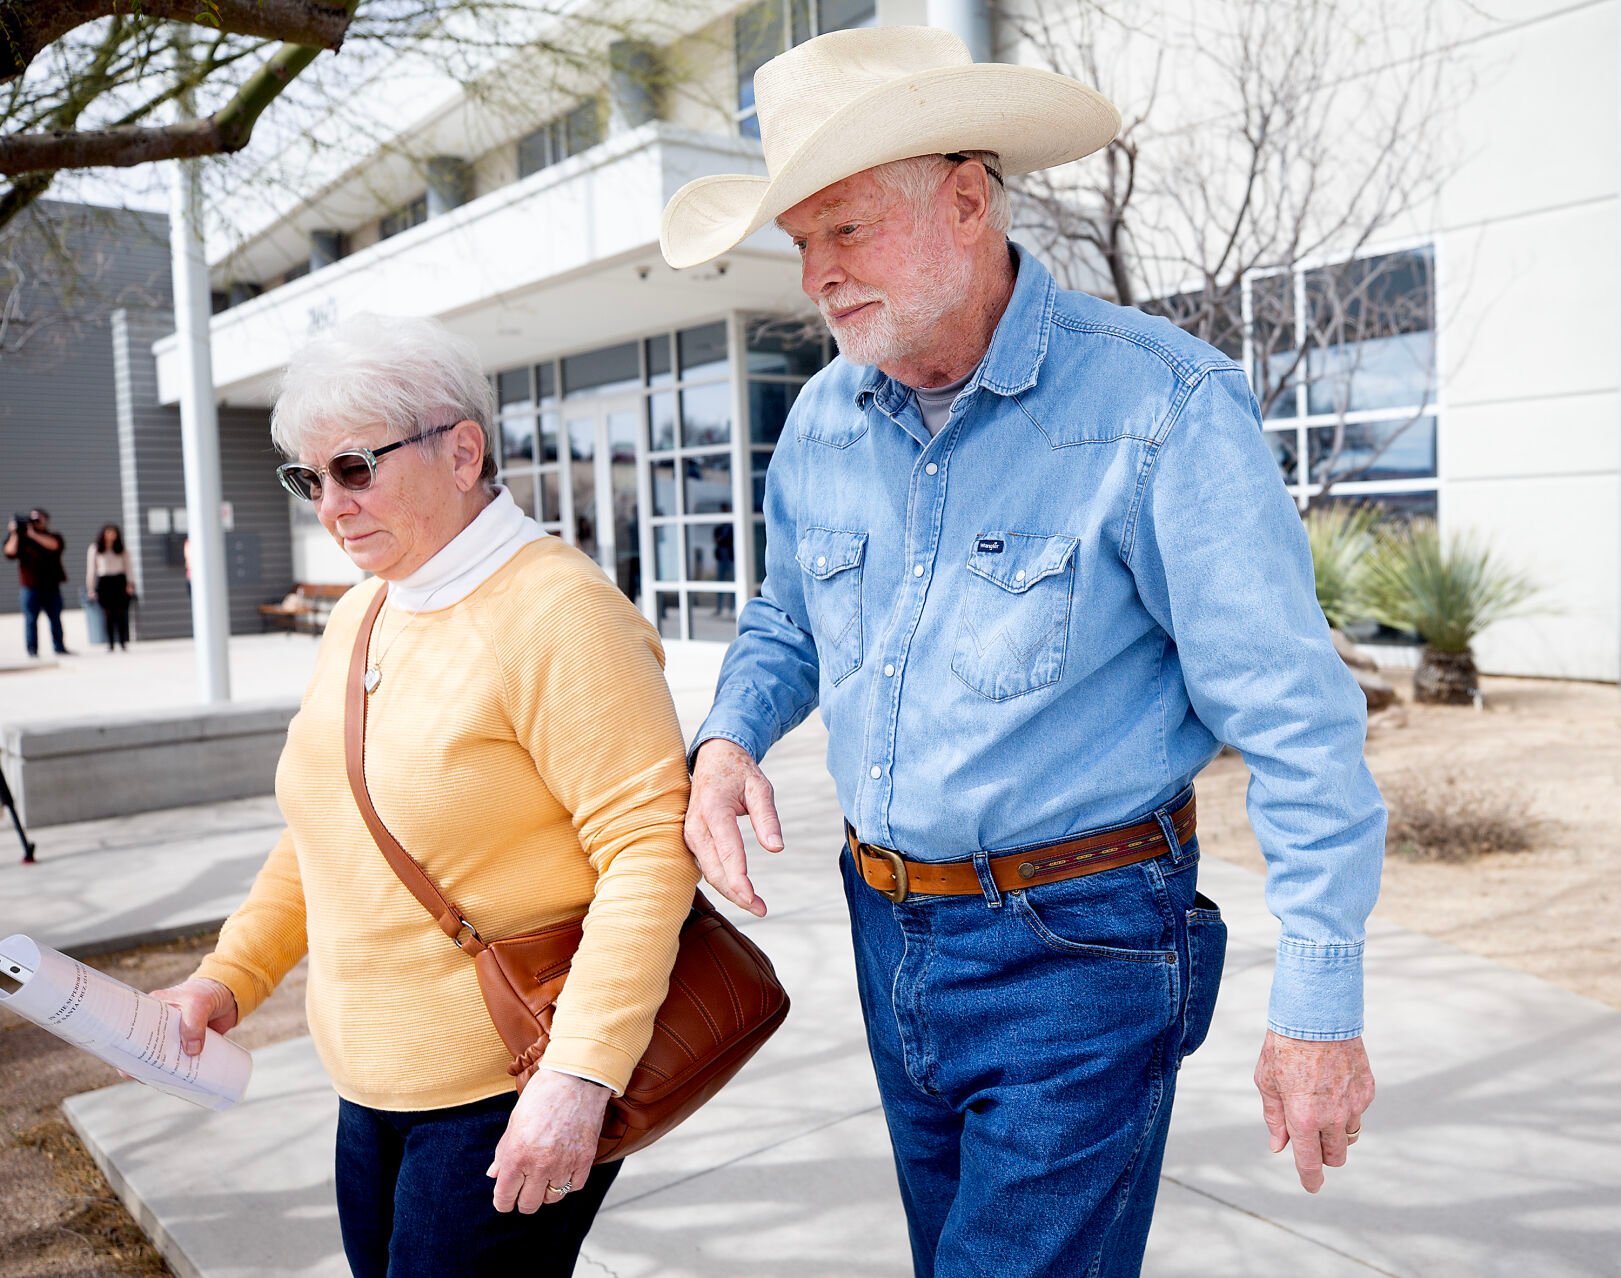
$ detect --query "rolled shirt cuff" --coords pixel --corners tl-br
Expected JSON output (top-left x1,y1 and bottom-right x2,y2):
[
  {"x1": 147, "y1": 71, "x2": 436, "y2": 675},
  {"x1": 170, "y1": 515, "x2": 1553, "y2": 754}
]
[{"x1": 1266, "y1": 936, "x2": 1365, "y2": 1041}]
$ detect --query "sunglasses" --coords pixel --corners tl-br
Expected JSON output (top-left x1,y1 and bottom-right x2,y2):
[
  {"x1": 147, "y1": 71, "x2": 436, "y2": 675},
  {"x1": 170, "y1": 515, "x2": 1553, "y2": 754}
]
[{"x1": 276, "y1": 424, "x2": 456, "y2": 501}]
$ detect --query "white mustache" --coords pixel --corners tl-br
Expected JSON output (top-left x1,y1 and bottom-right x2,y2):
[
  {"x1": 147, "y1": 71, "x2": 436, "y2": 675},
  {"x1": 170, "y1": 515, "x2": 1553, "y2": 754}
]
[{"x1": 819, "y1": 291, "x2": 885, "y2": 322}]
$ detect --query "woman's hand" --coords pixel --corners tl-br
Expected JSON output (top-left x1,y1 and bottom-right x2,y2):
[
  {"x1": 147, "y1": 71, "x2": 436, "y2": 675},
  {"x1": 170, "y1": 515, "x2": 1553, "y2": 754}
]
[
  {"x1": 148, "y1": 978, "x2": 238, "y2": 1055},
  {"x1": 487, "y1": 1070, "x2": 610, "y2": 1214}
]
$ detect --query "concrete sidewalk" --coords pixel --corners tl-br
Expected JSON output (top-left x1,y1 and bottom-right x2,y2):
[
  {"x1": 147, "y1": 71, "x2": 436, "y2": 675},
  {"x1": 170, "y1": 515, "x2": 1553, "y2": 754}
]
[{"x1": 3, "y1": 629, "x2": 1617, "y2": 1276}]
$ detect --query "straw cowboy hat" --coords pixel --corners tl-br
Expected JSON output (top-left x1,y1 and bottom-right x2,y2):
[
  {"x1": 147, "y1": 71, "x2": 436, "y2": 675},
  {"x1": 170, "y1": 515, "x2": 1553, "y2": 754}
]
[{"x1": 659, "y1": 25, "x2": 1120, "y2": 270}]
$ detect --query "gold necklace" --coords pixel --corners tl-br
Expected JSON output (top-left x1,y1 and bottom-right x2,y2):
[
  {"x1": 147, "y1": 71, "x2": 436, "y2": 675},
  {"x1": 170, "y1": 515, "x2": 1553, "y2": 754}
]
[{"x1": 365, "y1": 581, "x2": 452, "y2": 695}]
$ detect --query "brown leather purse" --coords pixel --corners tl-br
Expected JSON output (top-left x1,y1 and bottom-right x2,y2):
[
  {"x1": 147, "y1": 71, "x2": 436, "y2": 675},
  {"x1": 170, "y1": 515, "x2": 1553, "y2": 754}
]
[{"x1": 344, "y1": 587, "x2": 789, "y2": 1162}]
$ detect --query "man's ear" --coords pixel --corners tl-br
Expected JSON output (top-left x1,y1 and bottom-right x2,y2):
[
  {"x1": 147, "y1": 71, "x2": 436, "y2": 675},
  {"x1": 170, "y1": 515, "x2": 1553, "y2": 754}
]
[
  {"x1": 449, "y1": 419, "x2": 486, "y2": 491},
  {"x1": 950, "y1": 161, "x2": 993, "y2": 244}
]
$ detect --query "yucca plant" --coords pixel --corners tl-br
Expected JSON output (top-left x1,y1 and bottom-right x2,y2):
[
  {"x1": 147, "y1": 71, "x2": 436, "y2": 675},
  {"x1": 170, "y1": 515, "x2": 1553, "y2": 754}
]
[
  {"x1": 1303, "y1": 503, "x2": 1379, "y2": 629},
  {"x1": 1357, "y1": 520, "x2": 1541, "y2": 704}
]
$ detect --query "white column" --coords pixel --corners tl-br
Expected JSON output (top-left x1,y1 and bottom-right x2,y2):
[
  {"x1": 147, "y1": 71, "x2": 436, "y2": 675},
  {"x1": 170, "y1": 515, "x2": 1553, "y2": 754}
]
[
  {"x1": 926, "y1": 0, "x2": 992, "y2": 62},
  {"x1": 169, "y1": 154, "x2": 232, "y2": 703}
]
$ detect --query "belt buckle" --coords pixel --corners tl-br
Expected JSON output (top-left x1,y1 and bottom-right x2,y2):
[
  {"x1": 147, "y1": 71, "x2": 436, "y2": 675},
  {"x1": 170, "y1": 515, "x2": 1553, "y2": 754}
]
[{"x1": 865, "y1": 845, "x2": 909, "y2": 904}]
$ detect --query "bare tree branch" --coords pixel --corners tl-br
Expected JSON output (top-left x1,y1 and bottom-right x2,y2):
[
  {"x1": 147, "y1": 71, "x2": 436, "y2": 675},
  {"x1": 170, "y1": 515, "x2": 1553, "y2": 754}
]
[{"x1": 0, "y1": 0, "x2": 352, "y2": 82}]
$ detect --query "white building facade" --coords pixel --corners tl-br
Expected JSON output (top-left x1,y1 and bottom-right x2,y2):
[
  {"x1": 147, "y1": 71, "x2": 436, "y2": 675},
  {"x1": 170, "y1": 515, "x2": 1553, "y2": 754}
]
[{"x1": 156, "y1": 0, "x2": 1618, "y2": 678}]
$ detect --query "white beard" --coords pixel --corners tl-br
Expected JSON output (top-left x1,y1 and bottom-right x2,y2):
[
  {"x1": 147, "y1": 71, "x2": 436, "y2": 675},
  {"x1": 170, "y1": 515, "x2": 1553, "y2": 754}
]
[{"x1": 819, "y1": 231, "x2": 975, "y2": 369}]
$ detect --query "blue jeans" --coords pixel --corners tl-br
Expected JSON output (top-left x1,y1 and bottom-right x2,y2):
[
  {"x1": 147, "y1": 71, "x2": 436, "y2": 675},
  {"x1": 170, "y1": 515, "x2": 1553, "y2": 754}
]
[
  {"x1": 335, "y1": 1092, "x2": 621, "y2": 1277},
  {"x1": 19, "y1": 586, "x2": 65, "y2": 656},
  {"x1": 840, "y1": 810, "x2": 1225, "y2": 1278}
]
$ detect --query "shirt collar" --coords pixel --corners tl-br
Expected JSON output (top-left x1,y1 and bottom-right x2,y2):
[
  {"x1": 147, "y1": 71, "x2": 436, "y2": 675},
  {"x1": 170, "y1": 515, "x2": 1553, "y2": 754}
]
[
  {"x1": 852, "y1": 241, "x2": 1058, "y2": 410},
  {"x1": 389, "y1": 486, "x2": 546, "y2": 612}
]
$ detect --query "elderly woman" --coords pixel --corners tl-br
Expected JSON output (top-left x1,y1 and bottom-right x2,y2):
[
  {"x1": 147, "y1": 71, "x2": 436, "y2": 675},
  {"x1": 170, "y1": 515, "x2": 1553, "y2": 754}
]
[{"x1": 154, "y1": 313, "x2": 698, "y2": 1275}]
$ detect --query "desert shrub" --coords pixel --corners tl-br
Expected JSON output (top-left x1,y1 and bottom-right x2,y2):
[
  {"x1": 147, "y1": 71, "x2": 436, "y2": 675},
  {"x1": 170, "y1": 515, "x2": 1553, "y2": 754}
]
[
  {"x1": 1303, "y1": 503, "x2": 1379, "y2": 629},
  {"x1": 1383, "y1": 773, "x2": 1536, "y2": 861}
]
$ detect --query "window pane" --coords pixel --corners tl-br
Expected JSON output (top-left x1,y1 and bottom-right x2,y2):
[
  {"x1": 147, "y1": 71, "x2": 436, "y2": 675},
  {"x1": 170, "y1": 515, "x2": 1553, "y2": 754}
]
[
  {"x1": 818, "y1": 0, "x2": 876, "y2": 30},
  {"x1": 564, "y1": 100, "x2": 601, "y2": 156},
  {"x1": 562, "y1": 342, "x2": 639, "y2": 397},
  {"x1": 1250, "y1": 273, "x2": 1297, "y2": 419},
  {"x1": 501, "y1": 414, "x2": 535, "y2": 462},
  {"x1": 735, "y1": 1, "x2": 784, "y2": 113},
  {"x1": 679, "y1": 321, "x2": 729, "y2": 381},
  {"x1": 537, "y1": 363, "x2": 557, "y2": 403},
  {"x1": 505, "y1": 471, "x2": 536, "y2": 518},
  {"x1": 646, "y1": 334, "x2": 673, "y2": 387},
  {"x1": 747, "y1": 317, "x2": 825, "y2": 375},
  {"x1": 650, "y1": 392, "x2": 677, "y2": 451},
  {"x1": 791, "y1": 0, "x2": 813, "y2": 43},
  {"x1": 654, "y1": 525, "x2": 680, "y2": 581},
  {"x1": 540, "y1": 470, "x2": 560, "y2": 524},
  {"x1": 684, "y1": 455, "x2": 733, "y2": 515},
  {"x1": 655, "y1": 590, "x2": 682, "y2": 640},
  {"x1": 751, "y1": 448, "x2": 771, "y2": 511},
  {"x1": 681, "y1": 381, "x2": 733, "y2": 446},
  {"x1": 1319, "y1": 490, "x2": 1437, "y2": 525},
  {"x1": 652, "y1": 459, "x2": 677, "y2": 516},
  {"x1": 1264, "y1": 428, "x2": 1297, "y2": 484},
  {"x1": 688, "y1": 522, "x2": 733, "y2": 581},
  {"x1": 1139, "y1": 284, "x2": 1242, "y2": 360},
  {"x1": 539, "y1": 410, "x2": 560, "y2": 463},
  {"x1": 498, "y1": 369, "x2": 531, "y2": 407},
  {"x1": 752, "y1": 520, "x2": 768, "y2": 589},
  {"x1": 1307, "y1": 416, "x2": 1436, "y2": 484},
  {"x1": 748, "y1": 379, "x2": 796, "y2": 445},
  {"x1": 1306, "y1": 331, "x2": 1436, "y2": 416},
  {"x1": 517, "y1": 127, "x2": 553, "y2": 178}
]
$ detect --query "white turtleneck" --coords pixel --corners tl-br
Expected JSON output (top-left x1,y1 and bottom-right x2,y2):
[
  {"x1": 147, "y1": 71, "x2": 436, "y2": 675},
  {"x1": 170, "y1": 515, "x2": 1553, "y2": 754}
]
[{"x1": 388, "y1": 486, "x2": 546, "y2": 613}]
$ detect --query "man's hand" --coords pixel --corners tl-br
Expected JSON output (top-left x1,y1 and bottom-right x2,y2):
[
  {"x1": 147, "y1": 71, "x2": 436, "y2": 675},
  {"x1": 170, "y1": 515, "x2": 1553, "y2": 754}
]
[
  {"x1": 487, "y1": 1071, "x2": 610, "y2": 1213},
  {"x1": 684, "y1": 739, "x2": 785, "y2": 918},
  {"x1": 1254, "y1": 1030, "x2": 1374, "y2": 1193}
]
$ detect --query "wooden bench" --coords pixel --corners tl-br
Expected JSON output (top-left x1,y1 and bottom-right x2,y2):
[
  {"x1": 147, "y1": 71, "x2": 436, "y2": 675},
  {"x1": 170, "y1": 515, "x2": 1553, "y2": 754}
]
[{"x1": 258, "y1": 582, "x2": 351, "y2": 635}]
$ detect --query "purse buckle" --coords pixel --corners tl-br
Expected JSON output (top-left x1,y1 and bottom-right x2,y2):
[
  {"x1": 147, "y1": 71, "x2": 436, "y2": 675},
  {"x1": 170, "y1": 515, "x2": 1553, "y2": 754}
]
[{"x1": 453, "y1": 916, "x2": 481, "y2": 949}]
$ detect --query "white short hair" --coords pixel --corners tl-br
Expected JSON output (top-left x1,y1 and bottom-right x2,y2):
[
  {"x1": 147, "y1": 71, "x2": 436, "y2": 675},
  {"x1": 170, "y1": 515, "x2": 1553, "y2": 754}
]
[
  {"x1": 271, "y1": 313, "x2": 498, "y2": 485},
  {"x1": 870, "y1": 151, "x2": 1009, "y2": 233}
]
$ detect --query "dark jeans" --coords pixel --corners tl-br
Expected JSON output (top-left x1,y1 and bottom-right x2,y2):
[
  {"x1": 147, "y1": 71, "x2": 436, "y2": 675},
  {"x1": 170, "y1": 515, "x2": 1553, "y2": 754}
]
[
  {"x1": 335, "y1": 1092, "x2": 620, "y2": 1278},
  {"x1": 96, "y1": 574, "x2": 131, "y2": 648},
  {"x1": 19, "y1": 586, "x2": 65, "y2": 656},
  {"x1": 841, "y1": 808, "x2": 1226, "y2": 1278}
]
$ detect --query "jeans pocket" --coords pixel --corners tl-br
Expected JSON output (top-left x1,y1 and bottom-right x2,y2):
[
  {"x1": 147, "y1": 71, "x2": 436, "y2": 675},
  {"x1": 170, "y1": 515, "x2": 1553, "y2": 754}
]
[
  {"x1": 1009, "y1": 866, "x2": 1177, "y2": 964},
  {"x1": 796, "y1": 527, "x2": 865, "y2": 685},
  {"x1": 1179, "y1": 893, "x2": 1227, "y2": 1063},
  {"x1": 950, "y1": 531, "x2": 1077, "y2": 701}
]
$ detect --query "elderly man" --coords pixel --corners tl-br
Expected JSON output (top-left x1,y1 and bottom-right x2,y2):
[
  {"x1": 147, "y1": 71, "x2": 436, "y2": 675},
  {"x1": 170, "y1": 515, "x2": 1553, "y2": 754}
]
[{"x1": 662, "y1": 27, "x2": 1380, "y2": 1276}]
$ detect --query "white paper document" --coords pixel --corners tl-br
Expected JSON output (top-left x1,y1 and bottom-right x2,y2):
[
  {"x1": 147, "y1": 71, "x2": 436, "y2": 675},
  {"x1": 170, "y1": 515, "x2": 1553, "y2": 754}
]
[{"x1": 0, "y1": 933, "x2": 251, "y2": 1111}]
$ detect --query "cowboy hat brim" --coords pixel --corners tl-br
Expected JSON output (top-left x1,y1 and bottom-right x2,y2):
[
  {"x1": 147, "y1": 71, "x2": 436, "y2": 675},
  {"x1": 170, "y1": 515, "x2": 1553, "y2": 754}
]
[{"x1": 660, "y1": 63, "x2": 1120, "y2": 269}]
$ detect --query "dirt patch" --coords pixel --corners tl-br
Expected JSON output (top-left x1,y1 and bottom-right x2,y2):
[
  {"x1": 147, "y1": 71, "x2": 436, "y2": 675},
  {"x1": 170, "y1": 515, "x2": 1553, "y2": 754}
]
[
  {"x1": 0, "y1": 933, "x2": 309, "y2": 1278},
  {"x1": 1196, "y1": 671, "x2": 1621, "y2": 1007}
]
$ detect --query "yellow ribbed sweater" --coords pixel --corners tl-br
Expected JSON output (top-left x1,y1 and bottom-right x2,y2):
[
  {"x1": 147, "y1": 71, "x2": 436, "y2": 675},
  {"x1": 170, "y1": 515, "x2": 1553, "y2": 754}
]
[{"x1": 194, "y1": 538, "x2": 698, "y2": 1110}]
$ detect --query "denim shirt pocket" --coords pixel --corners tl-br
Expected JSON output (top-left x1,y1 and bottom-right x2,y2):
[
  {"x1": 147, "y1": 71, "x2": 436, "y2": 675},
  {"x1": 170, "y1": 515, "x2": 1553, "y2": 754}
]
[
  {"x1": 796, "y1": 527, "x2": 866, "y2": 686},
  {"x1": 951, "y1": 531, "x2": 1078, "y2": 700}
]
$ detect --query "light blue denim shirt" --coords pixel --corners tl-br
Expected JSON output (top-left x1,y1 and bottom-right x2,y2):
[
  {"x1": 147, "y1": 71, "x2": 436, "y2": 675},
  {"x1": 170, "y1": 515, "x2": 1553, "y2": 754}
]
[{"x1": 696, "y1": 245, "x2": 1385, "y2": 1040}]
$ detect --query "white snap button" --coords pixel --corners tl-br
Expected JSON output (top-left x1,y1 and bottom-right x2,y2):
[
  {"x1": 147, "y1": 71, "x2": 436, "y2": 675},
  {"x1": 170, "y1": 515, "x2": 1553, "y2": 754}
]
[
  {"x1": 925, "y1": 463, "x2": 938, "y2": 475},
  {"x1": 870, "y1": 765, "x2": 882, "y2": 779},
  {"x1": 883, "y1": 663, "x2": 895, "y2": 677},
  {"x1": 816, "y1": 555, "x2": 827, "y2": 568},
  {"x1": 913, "y1": 564, "x2": 924, "y2": 577},
  {"x1": 1015, "y1": 569, "x2": 1026, "y2": 582}
]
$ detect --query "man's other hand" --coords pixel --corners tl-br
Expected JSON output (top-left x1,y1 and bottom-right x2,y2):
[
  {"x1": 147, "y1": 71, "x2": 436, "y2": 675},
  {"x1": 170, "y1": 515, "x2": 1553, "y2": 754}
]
[
  {"x1": 1254, "y1": 1030, "x2": 1375, "y2": 1193},
  {"x1": 685, "y1": 739, "x2": 784, "y2": 918}
]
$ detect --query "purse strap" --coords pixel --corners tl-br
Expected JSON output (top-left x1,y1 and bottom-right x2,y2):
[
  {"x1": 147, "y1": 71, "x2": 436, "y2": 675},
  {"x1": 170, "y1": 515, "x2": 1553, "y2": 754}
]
[{"x1": 344, "y1": 584, "x2": 489, "y2": 956}]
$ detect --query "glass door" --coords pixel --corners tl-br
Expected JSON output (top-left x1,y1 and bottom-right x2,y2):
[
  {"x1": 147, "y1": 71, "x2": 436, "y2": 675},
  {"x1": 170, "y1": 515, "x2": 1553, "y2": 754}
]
[{"x1": 562, "y1": 397, "x2": 643, "y2": 611}]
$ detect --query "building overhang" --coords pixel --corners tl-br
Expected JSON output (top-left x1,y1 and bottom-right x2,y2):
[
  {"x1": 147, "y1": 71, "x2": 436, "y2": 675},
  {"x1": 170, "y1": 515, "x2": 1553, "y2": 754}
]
[{"x1": 153, "y1": 123, "x2": 810, "y2": 409}]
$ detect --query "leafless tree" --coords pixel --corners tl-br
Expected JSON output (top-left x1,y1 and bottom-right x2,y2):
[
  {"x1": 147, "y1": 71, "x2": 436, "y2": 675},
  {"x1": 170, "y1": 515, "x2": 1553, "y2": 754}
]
[{"x1": 1002, "y1": 0, "x2": 1478, "y2": 502}]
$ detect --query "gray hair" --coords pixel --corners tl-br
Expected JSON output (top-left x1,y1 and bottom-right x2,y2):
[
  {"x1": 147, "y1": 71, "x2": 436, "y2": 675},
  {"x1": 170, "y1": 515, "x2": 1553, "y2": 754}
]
[
  {"x1": 271, "y1": 313, "x2": 498, "y2": 486},
  {"x1": 871, "y1": 151, "x2": 1010, "y2": 233}
]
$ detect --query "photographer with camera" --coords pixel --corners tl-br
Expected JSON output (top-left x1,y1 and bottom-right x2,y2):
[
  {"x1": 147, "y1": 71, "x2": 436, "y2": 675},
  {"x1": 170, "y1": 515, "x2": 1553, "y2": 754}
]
[{"x1": 4, "y1": 508, "x2": 71, "y2": 658}]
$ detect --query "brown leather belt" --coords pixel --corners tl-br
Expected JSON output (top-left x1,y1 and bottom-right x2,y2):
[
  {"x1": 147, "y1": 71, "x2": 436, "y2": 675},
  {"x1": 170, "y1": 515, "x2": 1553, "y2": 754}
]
[{"x1": 847, "y1": 792, "x2": 1195, "y2": 904}]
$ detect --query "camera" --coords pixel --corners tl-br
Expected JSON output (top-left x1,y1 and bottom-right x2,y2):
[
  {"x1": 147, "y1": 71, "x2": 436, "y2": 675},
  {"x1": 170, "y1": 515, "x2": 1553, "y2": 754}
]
[{"x1": 12, "y1": 513, "x2": 30, "y2": 529}]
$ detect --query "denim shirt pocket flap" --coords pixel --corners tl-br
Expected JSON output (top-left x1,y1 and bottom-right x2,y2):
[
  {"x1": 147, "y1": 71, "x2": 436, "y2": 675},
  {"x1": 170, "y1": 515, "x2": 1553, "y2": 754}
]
[
  {"x1": 797, "y1": 528, "x2": 866, "y2": 580},
  {"x1": 964, "y1": 532, "x2": 1077, "y2": 593}
]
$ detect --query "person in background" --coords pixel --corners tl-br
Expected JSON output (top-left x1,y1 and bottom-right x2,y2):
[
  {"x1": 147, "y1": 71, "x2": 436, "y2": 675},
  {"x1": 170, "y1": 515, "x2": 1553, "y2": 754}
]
[
  {"x1": 3, "y1": 508, "x2": 70, "y2": 658},
  {"x1": 87, "y1": 523, "x2": 136, "y2": 651}
]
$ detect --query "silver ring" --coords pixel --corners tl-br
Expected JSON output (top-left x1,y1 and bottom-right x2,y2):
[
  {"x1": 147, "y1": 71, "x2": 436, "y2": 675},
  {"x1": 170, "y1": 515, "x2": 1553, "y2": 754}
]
[{"x1": 550, "y1": 1181, "x2": 573, "y2": 1196}]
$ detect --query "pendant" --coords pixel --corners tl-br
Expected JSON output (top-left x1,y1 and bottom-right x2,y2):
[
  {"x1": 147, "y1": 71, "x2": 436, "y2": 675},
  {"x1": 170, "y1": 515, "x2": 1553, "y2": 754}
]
[{"x1": 364, "y1": 667, "x2": 382, "y2": 695}]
